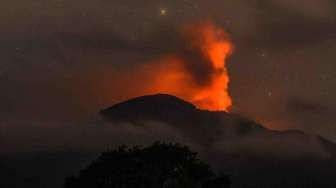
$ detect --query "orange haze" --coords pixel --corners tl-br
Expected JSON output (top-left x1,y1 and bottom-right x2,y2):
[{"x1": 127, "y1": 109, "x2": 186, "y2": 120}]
[{"x1": 111, "y1": 22, "x2": 233, "y2": 111}]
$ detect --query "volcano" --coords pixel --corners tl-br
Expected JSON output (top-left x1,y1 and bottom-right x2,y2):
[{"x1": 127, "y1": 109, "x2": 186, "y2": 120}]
[
  {"x1": 100, "y1": 94, "x2": 264, "y2": 131},
  {"x1": 101, "y1": 94, "x2": 336, "y2": 187},
  {"x1": 101, "y1": 94, "x2": 265, "y2": 145},
  {"x1": 101, "y1": 94, "x2": 336, "y2": 159}
]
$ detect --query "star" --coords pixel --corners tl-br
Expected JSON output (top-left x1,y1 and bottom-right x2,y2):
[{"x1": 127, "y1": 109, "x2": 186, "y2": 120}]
[{"x1": 159, "y1": 8, "x2": 167, "y2": 16}]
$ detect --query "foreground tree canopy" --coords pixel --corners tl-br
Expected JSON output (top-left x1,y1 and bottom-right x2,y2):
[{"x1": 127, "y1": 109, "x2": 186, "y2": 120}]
[{"x1": 65, "y1": 142, "x2": 230, "y2": 188}]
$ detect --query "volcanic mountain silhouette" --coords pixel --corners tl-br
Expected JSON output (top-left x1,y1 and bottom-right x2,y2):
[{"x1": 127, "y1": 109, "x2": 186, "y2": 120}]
[
  {"x1": 101, "y1": 94, "x2": 269, "y2": 145},
  {"x1": 101, "y1": 94, "x2": 336, "y2": 159}
]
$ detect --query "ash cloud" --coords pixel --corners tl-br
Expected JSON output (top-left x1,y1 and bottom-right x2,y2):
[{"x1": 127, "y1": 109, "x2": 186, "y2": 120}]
[
  {"x1": 0, "y1": 21, "x2": 234, "y2": 121},
  {"x1": 56, "y1": 22, "x2": 231, "y2": 87}
]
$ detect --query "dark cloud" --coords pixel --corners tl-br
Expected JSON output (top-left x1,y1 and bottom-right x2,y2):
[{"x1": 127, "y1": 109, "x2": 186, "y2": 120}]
[
  {"x1": 235, "y1": 0, "x2": 336, "y2": 48},
  {"x1": 287, "y1": 97, "x2": 329, "y2": 114},
  {"x1": 282, "y1": 97, "x2": 336, "y2": 137}
]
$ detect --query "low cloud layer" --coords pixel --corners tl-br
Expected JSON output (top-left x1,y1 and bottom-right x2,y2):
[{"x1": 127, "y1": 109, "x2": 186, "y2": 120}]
[{"x1": 1, "y1": 115, "x2": 332, "y2": 162}]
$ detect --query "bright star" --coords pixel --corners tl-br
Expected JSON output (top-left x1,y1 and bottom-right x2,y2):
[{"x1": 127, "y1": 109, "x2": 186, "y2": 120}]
[{"x1": 160, "y1": 8, "x2": 167, "y2": 16}]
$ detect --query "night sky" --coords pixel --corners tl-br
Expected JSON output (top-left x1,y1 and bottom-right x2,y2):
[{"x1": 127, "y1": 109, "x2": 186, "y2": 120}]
[{"x1": 1, "y1": 0, "x2": 336, "y2": 152}]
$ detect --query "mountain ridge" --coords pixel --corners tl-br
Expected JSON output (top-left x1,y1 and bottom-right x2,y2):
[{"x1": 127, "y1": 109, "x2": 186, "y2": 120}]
[{"x1": 101, "y1": 93, "x2": 336, "y2": 159}]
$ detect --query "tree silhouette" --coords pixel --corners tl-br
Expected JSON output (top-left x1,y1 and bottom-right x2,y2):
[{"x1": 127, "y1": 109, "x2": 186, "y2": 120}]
[{"x1": 65, "y1": 142, "x2": 230, "y2": 188}]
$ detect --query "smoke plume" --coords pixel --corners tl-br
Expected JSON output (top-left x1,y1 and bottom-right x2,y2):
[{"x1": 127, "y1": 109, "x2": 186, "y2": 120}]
[{"x1": 113, "y1": 22, "x2": 234, "y2": 111}]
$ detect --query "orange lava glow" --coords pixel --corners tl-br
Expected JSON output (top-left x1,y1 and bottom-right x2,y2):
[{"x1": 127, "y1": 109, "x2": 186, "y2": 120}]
[
  {"x1": 149, "y1": 22, "x2": 234, "y2": 111},
  {"x1": 184, "y1": 22, "x2": 233, "y2": 111},
  {"x1": 108, "y1": 22, "x2": 234, "y2": 112}
]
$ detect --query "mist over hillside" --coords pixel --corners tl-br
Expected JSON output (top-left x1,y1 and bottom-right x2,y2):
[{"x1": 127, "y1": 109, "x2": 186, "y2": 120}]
[{"x1": 2, "y1": 94, "x2": 336, "y2": 188}]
